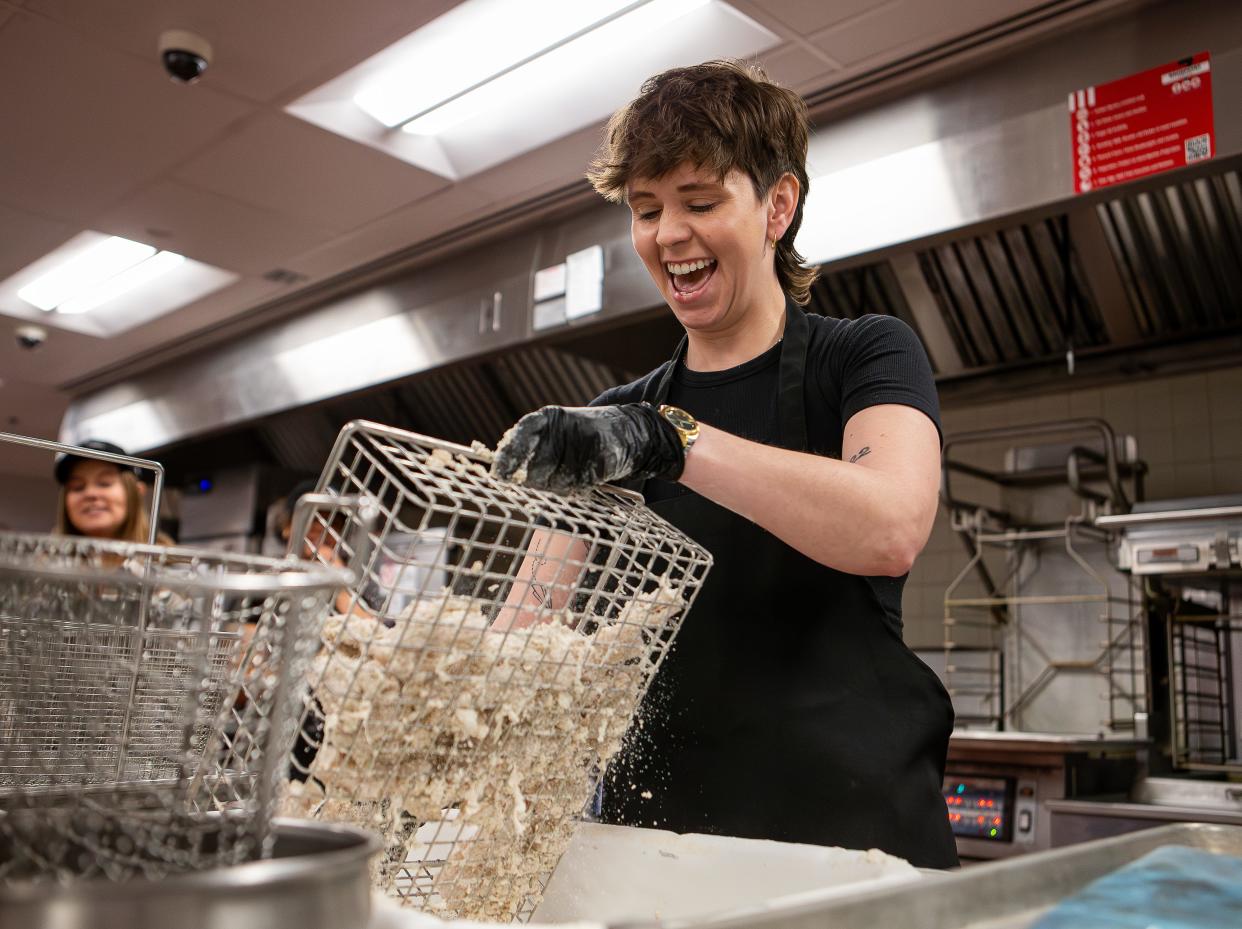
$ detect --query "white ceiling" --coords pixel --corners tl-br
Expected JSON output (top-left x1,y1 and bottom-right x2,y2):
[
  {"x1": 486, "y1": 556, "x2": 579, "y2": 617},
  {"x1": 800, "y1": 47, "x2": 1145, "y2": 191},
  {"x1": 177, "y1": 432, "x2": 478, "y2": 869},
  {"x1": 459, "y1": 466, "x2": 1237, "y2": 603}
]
[{"x1": 0, "y1": 0, "x2": 1060, "y2": 452}]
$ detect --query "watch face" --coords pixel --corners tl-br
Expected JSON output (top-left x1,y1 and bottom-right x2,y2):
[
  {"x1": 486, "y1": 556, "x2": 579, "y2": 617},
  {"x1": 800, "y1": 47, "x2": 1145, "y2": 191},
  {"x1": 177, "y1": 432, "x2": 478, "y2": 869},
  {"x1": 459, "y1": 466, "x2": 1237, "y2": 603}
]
[{"x1": 660, "y1": 406, "x2": 696, "y2": 431}]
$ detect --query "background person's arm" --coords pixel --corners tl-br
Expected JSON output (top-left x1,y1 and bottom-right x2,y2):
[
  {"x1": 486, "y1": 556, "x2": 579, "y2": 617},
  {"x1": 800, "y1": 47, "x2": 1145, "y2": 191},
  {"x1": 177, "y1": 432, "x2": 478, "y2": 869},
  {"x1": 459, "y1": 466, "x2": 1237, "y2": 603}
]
[{"x1": 493, "y1": 528, "x2": 590, "y2": 630}]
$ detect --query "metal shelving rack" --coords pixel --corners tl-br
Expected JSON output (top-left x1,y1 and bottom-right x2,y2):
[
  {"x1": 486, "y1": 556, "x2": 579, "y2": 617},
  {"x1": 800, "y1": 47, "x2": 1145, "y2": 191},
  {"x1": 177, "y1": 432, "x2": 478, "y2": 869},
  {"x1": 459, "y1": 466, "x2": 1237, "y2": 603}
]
[
  {"x1": 941, "y1": 419, "x2": 1149, "y2": 734},
  {"x1": 1096, "y1": 501, "x2": 1242, "y2": 775},
  {"x1": 1164, "y1": 584, "x2": 1241, "y2": 773}
]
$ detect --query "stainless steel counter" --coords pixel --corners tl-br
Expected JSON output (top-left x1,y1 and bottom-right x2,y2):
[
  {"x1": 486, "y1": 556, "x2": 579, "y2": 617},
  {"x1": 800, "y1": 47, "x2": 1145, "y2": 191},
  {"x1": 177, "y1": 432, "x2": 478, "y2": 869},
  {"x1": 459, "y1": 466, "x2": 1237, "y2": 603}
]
[
  {"x1": 1048, "y1": 777, "x2": 1242, "y2": 846},
  {"x1": 949, "y1": 730, "x2": 1148, "y2": 756}
]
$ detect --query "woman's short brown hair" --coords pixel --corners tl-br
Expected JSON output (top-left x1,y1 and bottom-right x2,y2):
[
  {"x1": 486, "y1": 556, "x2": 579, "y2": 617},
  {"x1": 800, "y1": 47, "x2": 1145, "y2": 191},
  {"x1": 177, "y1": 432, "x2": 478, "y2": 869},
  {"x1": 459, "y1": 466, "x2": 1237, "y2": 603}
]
[{"x1": 587, "y1": 59, "x2": 818, "y2": 304}]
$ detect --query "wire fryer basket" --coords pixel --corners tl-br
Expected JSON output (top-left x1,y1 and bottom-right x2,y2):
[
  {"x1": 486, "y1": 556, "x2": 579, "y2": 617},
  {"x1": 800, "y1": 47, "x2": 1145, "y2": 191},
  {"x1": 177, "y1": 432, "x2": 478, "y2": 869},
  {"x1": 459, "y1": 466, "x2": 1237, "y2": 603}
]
[
  {"x1": 0, "y1": 532, "x2": 348, "y2": 883},
  {"x1": 280, "y1": 421, "x2": 713, "y2": 921}
]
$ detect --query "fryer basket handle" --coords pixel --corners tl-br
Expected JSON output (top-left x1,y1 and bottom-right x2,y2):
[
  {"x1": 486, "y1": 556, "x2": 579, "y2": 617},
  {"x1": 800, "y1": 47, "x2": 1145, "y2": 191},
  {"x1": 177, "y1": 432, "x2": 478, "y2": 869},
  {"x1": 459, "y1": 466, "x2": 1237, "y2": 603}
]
[{"x1": 288, "y1": 492, "x2": 380, "y2": 583}]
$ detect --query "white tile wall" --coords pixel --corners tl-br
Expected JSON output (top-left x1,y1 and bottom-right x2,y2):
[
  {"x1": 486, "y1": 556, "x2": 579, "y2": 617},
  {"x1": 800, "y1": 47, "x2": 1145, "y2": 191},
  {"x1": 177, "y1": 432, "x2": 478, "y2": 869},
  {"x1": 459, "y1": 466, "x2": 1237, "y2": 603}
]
[{"x1": 903, "y1": 364, "x2": 1242, "y2": 648}]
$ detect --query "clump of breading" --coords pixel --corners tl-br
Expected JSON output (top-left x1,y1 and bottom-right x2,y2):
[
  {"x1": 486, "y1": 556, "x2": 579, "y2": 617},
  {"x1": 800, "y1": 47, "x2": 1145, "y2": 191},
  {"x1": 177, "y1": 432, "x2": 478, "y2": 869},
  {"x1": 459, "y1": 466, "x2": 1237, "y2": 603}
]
[{"x1": 281, "y1": 579, "x2": 685, "y2": 921}]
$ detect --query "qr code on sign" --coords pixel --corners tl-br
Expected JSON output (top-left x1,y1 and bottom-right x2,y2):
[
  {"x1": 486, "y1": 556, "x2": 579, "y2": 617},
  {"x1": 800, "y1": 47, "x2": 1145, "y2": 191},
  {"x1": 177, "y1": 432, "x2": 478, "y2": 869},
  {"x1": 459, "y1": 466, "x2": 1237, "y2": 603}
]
[{"x1": 1185, "y1": 134, "x2": 1211, "y2": 163}]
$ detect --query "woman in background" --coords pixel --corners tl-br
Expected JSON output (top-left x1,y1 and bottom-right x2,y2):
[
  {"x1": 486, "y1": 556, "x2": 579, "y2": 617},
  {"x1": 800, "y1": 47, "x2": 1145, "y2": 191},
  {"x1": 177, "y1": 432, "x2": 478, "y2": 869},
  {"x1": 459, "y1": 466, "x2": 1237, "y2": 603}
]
[{"x1": 53, "y1": 439, "x2": 170, "y2": 544}]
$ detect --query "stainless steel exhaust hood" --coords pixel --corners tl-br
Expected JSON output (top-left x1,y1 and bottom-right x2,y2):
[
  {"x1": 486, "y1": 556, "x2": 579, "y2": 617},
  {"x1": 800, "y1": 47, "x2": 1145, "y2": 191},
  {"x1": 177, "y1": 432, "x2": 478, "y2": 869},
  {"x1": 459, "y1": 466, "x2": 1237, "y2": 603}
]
[
  {"x1": 62, "y1": 0, "x2": 1242, "y2": 459},
  {"x1": 813, "y1": 164, "x2": 1242, "y2": 378}
]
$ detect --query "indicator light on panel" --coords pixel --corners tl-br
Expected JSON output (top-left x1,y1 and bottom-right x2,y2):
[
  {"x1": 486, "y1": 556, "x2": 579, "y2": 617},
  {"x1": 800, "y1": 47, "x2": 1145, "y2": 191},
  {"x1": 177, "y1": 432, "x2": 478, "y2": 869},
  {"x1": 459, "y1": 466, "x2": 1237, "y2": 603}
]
[{"x1": 990, "y1": 828, "x2": 998, "y2": 837}]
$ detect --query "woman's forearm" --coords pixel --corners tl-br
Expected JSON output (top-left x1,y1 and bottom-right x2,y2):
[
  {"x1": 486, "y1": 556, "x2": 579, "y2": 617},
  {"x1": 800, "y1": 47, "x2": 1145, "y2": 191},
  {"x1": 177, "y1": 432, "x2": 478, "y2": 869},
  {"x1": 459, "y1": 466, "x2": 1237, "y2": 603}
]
[{"x1": 678, "y1": 423, "x2": 933, "y2": 576}]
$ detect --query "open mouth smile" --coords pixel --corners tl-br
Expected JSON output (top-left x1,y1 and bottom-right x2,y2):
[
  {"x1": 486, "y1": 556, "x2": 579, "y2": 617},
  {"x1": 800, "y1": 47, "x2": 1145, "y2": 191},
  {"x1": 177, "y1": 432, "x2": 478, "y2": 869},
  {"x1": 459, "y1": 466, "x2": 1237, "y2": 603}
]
[{"x1": 665, "y1": 257, "x2": 716, "y2": 302}]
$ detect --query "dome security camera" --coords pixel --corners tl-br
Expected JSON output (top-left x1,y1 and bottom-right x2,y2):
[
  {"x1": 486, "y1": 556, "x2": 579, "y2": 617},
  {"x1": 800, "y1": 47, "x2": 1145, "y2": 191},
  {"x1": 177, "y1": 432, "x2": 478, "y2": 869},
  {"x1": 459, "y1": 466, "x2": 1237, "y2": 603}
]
[
  {"x1": 159, "y1": 29, "x2": 212, "y2": 84},
  {"x1": 15, "y1": 325, "x2": 47, "y2": 350}
]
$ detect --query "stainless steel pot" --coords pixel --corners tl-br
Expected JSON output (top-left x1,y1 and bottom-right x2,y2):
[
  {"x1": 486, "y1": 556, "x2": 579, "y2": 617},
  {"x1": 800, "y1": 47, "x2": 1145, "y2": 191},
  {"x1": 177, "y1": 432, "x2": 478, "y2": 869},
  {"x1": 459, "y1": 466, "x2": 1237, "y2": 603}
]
[{"x1": 0, "y1": 819, "x2": 380, "y2": 929}]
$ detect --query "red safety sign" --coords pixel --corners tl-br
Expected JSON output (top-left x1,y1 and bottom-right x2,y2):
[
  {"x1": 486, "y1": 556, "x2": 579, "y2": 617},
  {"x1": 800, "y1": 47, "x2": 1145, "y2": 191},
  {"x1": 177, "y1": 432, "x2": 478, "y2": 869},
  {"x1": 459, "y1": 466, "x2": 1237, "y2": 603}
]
[{"x1": 1068, "y1": 52, "x2": 1214, "y2": 194}]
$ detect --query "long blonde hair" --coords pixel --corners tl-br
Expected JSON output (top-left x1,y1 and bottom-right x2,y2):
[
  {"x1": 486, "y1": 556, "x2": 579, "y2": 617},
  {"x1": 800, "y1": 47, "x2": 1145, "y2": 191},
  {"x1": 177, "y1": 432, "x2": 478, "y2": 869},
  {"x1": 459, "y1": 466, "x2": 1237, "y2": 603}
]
[{"x1": 55, "y1": 468, "x2": 155, "y2": 544}]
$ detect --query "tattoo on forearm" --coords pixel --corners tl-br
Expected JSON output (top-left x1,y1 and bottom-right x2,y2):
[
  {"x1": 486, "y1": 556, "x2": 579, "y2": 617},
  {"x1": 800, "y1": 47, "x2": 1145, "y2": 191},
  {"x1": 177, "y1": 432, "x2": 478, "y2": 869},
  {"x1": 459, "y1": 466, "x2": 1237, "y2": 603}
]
[
  {"x1": 529, "y1": 554, "x2": 549, "y2": 605},
  {"x1": 849, "y1": 446, "x2": 872, "y2": 464}
]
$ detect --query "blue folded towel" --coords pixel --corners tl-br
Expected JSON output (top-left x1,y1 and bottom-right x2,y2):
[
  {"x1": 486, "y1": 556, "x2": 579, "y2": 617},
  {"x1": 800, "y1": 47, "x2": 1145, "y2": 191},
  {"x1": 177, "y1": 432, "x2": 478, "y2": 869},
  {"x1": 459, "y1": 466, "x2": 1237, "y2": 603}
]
[{"x1": 1031, "y1": 844, "x2": 1242, "y2": 928}]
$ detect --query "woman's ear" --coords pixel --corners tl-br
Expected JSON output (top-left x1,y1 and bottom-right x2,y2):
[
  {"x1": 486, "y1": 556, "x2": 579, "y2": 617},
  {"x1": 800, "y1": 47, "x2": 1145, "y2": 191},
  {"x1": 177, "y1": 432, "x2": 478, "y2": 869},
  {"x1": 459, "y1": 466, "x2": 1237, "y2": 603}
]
[{"x1": 768, "y1": 172, "x2": 800, "y2": 242}]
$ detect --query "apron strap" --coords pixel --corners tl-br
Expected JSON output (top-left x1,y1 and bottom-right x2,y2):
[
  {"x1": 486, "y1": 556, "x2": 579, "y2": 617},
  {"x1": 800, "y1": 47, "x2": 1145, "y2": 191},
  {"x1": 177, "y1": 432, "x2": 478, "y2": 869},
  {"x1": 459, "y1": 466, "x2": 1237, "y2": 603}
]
[
  {"x1": 639, "y1": 297, "x2": 812, "y2": 495},
  {"x1": 642, "y1": 335, "x2": 687, "y2": 407},
  {"x1": 777, "y1": 298, "x2": 810, "y2": 452}
]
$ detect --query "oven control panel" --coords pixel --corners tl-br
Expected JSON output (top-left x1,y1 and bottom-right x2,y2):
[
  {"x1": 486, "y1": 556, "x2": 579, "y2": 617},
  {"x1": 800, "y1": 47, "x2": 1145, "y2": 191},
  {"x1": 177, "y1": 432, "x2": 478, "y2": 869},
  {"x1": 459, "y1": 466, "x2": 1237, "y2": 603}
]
[
  {"x1": 944, "y1": 775, "x2": 1039, "y2": 845},
  {"x1": 944, "y1": 775, "x2": 1012, "y2": 841}
]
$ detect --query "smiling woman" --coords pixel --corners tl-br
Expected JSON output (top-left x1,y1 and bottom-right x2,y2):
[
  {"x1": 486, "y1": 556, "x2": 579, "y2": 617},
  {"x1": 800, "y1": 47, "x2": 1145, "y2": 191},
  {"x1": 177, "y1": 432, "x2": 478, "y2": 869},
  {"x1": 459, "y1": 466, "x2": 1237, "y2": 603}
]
[
  {"x1": 491, "y1": 60, "x2": 955, "y2": 869},
  {"x1": 53, "y1": 440, "x2": 169, "y2": 545}
]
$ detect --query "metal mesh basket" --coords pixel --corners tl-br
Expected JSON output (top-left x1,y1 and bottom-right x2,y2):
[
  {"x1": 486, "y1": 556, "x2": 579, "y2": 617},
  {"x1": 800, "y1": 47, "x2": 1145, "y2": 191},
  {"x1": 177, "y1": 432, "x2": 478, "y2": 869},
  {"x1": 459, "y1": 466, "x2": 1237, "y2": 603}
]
[
  {"x1": 0, "y1": 532, "x2": 348, "y2": 883},
  {"x1": 280, "y1": 421, "x2": 713, "y2": 921}
]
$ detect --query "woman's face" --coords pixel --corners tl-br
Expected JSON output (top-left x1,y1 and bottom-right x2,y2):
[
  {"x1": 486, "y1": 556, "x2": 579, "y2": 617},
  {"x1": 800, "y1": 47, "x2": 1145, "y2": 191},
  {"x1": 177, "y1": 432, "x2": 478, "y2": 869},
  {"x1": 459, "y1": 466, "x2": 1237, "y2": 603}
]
[
  {"x1": 627, "y1": 162, "x2": 792, "y2": 335},
  {"x1": 64, "y1": 461, "x2": 129, "y2": 538}
]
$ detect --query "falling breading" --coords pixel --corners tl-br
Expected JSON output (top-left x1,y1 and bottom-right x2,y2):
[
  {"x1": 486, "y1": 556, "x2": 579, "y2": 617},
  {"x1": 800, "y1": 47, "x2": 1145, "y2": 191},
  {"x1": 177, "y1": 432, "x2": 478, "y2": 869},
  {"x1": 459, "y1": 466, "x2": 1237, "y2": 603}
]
[{"x1": 282, "y1": 580, "x2": 686, "y2": 921}]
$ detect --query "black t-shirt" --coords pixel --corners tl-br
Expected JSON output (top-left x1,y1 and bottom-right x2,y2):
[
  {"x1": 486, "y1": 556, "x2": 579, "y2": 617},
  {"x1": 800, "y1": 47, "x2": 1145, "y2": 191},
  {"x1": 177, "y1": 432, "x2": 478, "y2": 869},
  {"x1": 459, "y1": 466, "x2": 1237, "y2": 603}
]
[{"x1": 591, "y1": 311, "x2": 942, "y2": 631}]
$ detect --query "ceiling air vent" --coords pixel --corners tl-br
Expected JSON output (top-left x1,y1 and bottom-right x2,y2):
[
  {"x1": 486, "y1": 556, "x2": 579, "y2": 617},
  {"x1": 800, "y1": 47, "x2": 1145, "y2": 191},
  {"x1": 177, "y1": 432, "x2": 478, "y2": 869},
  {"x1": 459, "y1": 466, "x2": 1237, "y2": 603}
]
[{"x1": 262, "y1": 268, "x2": 310, "y2": 286}]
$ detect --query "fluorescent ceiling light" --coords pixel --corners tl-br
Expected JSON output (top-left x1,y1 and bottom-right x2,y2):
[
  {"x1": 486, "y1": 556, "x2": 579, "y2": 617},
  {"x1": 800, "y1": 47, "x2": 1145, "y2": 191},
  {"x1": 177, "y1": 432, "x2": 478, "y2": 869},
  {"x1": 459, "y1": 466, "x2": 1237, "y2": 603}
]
[
  {"x1": 404, "y1": 0, "x2": 709, "y2": 137},
  {"x1": 355, "y1": 0, "x2": 642, "y2": 128},
  {"x1": 286, "y1": 0, "x2": 779, "y2": 181},
  {"x1": 17, "y1": 234, "x2": 185, "y2": 316},
  {"x1": 0, "y1": 231, "x2": 239, "y2": 337},
  {"x1": 56, "y1": 250, "x2": 186, "y2": 315},
  {"x1": 18, "y1": 236, "x2": 155, "y2": 310}
]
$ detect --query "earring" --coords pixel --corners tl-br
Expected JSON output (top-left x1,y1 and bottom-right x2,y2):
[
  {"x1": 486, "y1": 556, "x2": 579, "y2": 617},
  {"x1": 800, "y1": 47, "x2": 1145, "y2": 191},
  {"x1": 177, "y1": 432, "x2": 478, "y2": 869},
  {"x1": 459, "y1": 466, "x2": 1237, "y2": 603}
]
[{"x1": 771, "y1": 236, "x2": 778, "y2": 250}]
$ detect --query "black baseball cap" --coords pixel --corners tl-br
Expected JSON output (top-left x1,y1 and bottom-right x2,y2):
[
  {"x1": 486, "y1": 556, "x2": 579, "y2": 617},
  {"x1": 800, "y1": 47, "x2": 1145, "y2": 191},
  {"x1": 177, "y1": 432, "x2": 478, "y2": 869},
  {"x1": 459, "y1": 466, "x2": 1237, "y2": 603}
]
[
  {"x1": 53, "y1": 440, "x2": 139, "y2": 484},
  {"x1": 284, "y1": 479, "x2": 319, "y2": 518}
]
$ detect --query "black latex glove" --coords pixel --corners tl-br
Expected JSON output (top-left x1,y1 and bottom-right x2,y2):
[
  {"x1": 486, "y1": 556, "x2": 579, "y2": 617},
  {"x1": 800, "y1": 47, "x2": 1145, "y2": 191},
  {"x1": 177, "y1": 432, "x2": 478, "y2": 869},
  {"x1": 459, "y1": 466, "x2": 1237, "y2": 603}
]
[{"x1": 491, "y1": 403, "x2": 685, "y2": 494}]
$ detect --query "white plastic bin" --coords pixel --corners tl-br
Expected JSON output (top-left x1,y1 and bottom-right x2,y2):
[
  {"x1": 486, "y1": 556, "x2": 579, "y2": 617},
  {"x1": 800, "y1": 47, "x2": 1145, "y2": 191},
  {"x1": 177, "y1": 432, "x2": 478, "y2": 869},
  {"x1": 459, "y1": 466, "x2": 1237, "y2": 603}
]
[{"x1": 371, "y1": 822, "x2": 921, "y2": 928}]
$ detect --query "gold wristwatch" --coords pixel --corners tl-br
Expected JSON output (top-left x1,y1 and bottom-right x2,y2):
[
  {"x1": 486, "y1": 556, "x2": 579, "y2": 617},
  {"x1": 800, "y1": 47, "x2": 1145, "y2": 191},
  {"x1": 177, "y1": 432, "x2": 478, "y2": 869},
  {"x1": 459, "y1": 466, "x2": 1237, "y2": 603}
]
[{"x1": 658, "y1": 404, "x2": 700, "y2": 456}]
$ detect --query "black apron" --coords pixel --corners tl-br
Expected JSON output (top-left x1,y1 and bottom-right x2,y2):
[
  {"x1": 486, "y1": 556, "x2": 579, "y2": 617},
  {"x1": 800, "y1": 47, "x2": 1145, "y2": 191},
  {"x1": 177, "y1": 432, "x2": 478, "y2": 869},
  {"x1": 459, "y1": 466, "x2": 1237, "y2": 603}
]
[{"x1": 599, "y1": 301, "x2": 959, "y2": 869}]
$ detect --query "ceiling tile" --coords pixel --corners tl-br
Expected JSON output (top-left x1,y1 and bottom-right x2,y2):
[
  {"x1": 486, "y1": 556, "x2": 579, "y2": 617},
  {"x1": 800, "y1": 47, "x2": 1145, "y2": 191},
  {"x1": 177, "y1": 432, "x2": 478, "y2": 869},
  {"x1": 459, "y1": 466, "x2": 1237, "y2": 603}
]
[
  {"x1": 0, "y1": 12, "x2": 252, "y2": 220},
  {"x1": 285, "y1": 184, "x2": 492, "y2": 281},
  {"x1": 753, "y1": 42, "x2": 838, "y2": 91},
  {"x1": 0, "y1": 201, "x2": 69, "y2": 280},
  {"x1": 0, "y1": 377, "x2": 70, "y2": 477},
  {"x1": 810, "y1": 0, "x2": 1048, "y2": 68},
  {"x1": 95, "y1": 180, "x2": 336, "y2": 276},
  {"x1": 174, "y1": 113, "x2": 448, "y2": 232},
  {"x1": 748, "y1": 0, "x2": 890, "y2": 34},
  {"x1": 23, "y1": 0, "x2": 459, "y2": 104}
]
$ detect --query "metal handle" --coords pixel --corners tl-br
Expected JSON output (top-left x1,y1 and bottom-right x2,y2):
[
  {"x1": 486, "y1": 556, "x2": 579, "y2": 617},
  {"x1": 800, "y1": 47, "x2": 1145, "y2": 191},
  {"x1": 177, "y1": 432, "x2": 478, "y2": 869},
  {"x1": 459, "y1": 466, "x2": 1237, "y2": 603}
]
[
  {"x1": 941, "y1": 418, "x2": 1131, "y2": 521},
  {"x1": 287, "y1": 492, "x2": 380, "y2": 584},
  {"x1": 0, "y1": 431, "x2": 166, "y2": 545}
]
